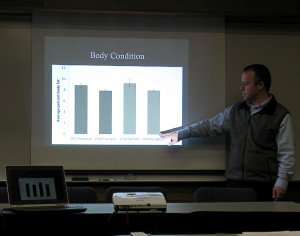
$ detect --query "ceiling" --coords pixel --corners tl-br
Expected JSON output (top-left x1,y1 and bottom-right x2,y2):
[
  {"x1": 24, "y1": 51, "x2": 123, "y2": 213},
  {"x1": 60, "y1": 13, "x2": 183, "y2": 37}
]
[{"x1": 1, "y1": 0, "x2": 300, "y2": 23}]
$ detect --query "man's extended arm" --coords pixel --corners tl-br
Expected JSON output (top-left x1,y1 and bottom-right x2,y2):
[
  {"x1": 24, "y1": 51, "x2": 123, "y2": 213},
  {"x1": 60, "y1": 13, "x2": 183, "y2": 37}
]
[{"x1": 177, "y1": 106, "x2": 232, "y2": 141}]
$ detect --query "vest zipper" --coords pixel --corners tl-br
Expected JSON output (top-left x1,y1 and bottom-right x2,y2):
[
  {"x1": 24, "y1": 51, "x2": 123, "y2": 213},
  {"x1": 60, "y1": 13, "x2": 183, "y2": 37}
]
[
  {"x1": 242, "y1": 116, "x2": 251, "y2": 181},
  {"x1": 242, "y1": 139, "x2": 246, "y2": 181},
  {"x1": 266, "y1": 159, "x2": 273, "y2": 182}
]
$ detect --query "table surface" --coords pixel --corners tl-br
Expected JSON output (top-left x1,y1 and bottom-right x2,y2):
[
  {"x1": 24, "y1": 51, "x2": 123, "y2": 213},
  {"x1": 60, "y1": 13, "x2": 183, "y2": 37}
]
[
  {"x1": 81, "y1": 201, "x2": 300, "y2": 214},
  {"x1": 1, "y1": 202, "x2": 300, "y2": 236},
  {"x1": 1, "y1": 201, "x2": 300, "y2": 214}
]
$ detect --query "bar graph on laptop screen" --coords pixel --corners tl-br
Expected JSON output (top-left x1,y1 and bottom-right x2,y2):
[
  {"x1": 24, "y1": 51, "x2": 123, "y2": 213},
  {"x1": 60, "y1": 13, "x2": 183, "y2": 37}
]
[
  {"x1": 19, "y1": 178, "x2": 57, "y2": 200},
  {"x1": 52, "y1": 65, "x2": 183, "y2": 145}
]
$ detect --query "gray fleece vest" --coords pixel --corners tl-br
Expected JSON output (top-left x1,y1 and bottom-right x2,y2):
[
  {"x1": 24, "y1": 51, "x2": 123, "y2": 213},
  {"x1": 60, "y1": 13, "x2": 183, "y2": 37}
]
[{"x1": 225, "y1": 96, "x2": 289, "y2": 182}]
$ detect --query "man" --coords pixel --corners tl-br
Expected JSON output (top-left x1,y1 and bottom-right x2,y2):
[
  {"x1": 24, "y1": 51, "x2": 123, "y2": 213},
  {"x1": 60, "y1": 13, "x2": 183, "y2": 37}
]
[{"x1": 160, "y1": 64, "x2": 295, "y2": 201}]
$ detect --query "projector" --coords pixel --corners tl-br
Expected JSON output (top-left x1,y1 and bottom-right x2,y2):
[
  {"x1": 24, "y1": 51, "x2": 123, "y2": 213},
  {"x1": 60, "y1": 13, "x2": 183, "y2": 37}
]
[{"x1": 112, "y1": 192, "x2": 167, "y2": 212}]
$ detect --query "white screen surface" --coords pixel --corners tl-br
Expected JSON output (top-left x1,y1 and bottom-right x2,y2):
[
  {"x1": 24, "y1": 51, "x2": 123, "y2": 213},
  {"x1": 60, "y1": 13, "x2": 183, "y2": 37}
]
[{"x1": 31, "y1": 11, "x2": 226, "y2": 172}]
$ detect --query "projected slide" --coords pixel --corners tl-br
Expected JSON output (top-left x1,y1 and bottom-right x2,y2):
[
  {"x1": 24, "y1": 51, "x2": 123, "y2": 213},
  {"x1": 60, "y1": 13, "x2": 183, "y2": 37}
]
[{"x1": 52, "y1": 65, "x2": 183, "y2": 145}]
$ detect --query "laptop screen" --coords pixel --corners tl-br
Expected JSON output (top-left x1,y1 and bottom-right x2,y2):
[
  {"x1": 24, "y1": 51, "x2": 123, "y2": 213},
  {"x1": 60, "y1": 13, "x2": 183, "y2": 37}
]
[{"x1": 6, "y1": 166, "x2": 69, "y2": 207}]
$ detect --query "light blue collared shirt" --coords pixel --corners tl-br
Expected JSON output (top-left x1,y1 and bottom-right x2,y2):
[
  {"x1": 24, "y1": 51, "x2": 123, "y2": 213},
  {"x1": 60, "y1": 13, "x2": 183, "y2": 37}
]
[{"x1": 178, "y1": 97, "x2": 295, "y2": 190}]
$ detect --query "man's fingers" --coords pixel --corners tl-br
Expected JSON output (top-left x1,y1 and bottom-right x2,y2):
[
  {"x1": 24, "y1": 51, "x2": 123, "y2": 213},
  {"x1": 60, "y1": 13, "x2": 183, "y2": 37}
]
[
  {"x1": 168, "y1": 139, "x2": 176, "y2": 146},
  {"x1": 160, "y1": 132, "x2": 178, "y2": 146},
  {"x1": 159, "y1": 133, "x2": 169, "y2": 138},
  {"x1": 273, "y1": 189, "x2": 278, "y2": 201},
  {"x1": 273, "y1": 187, "x2": 285, "y2": 201}
]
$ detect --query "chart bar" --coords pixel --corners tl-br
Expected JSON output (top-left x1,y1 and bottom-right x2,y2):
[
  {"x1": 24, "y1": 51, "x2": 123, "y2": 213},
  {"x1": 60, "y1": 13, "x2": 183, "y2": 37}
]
[
  {"x1": 99, "y1": 90, "x2": 112, "y2": 134},
  {"x1": 39, "y1": 183, "x2": 44, "y2": 197},
  {"x1": 148, "y1": 90, "x2": 160, "y2": 134},
  {"x1": 26, "y1": 184, "x2": 30, "y2": 197},
  {"x1": 123, "y1": 83, "x2": 136, "y2": 134},
  {"x1": 74, "y1": 85, "x2": 88, "y2": 134}
]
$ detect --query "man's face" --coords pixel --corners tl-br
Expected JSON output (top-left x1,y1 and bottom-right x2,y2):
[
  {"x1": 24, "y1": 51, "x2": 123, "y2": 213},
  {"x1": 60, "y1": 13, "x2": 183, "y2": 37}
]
[{"x1": 240, "y1": 70, "x2": 261, "y2": 103}]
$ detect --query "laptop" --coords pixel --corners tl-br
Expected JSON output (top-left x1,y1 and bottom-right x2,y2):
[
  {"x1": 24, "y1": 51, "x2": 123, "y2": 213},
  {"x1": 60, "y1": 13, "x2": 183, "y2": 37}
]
[{"x1": 5, "y1": 165, "x2": 87, "y2": 213}]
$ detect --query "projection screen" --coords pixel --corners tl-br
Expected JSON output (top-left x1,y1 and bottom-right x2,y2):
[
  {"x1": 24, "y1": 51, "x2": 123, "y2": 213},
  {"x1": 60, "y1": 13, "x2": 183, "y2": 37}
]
[{"x1": 31, "y1": 11, "x2": 226, "y2": 174}]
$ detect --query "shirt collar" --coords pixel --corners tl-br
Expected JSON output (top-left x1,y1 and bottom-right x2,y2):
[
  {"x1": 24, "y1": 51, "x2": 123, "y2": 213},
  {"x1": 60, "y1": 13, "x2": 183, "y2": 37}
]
[{"x1": 246, "y1": 95, "x2": 272, "y2": 114}]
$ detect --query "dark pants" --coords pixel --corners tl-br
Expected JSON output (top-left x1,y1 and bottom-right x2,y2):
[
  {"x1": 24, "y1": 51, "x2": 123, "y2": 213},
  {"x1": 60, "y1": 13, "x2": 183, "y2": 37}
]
[{"x1": 226, "y1": 179, "x2": 275, "y2": 201}]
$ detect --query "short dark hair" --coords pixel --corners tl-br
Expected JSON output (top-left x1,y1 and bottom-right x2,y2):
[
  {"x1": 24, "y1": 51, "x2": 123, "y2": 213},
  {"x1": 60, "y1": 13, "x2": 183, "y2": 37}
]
[{"x1": 243, "y1": 64, "x2": 271, "y2": 92}]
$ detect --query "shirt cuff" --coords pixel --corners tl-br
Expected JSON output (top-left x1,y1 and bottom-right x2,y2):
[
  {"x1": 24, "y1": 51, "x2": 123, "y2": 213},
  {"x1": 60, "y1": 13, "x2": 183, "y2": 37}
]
[
  {"x1": 275, "y1": 178, "x2": 289, "y2": 191},
  {"x1": 177, "y1": 127, "x2": 189, "y2": 141}
]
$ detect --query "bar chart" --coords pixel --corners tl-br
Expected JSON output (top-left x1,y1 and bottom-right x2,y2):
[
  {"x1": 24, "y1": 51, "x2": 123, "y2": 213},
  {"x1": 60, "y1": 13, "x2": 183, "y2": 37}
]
[
  {"x1": 19, "y1": 178, "x2": 57, "y2": 200},
  {"x1": 52, "y1": 65, "x2": 182, "y2": 145}
]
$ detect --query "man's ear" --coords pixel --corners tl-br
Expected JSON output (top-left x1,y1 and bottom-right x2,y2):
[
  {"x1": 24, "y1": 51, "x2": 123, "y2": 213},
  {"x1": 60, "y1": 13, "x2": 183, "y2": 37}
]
[{"x1": 257, "y1": 81, "x2": 265, "y2": 91}]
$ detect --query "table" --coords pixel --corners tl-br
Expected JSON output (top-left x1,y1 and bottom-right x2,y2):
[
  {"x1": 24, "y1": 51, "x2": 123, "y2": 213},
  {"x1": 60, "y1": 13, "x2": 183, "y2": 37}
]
[{"x1": 1, "y1": 202, "x2": 300, "y2": 235}]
